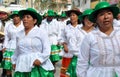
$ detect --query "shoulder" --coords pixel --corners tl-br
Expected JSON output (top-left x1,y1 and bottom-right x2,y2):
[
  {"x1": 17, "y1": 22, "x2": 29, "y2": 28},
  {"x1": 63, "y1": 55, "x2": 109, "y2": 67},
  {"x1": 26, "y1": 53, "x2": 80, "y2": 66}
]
[
  {"x1": 34, "y1": 27, "x2": 48, "y2": 37},
  {"x1": 5, "y1": 20, "x2": 12, "y2": 26}
]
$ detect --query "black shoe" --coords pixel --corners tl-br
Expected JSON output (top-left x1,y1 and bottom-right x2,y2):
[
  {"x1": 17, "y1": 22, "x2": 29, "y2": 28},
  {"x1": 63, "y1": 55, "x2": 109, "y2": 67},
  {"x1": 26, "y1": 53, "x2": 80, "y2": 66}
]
[{"x1": 1, "y1": 69, "x2": 6, "y2": 77}]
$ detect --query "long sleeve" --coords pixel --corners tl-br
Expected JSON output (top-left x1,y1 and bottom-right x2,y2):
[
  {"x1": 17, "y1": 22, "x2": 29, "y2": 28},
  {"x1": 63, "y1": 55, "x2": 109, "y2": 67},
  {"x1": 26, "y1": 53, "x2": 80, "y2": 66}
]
[
  {"x1": 11, "y1": 36, "x2": 19, "y2": 64},
  {"x1": 37, "y1": 30, "x2": 51, "y2": 64},
  {"x1": 58, "y1": 27, "x2": 67, "y2": 44},
  {"x1": 76, "y1": 35, "x2": 90, "y2": 77},
  {"x1": 3, "y1": 25, "x2": 9, "y2": 48}
]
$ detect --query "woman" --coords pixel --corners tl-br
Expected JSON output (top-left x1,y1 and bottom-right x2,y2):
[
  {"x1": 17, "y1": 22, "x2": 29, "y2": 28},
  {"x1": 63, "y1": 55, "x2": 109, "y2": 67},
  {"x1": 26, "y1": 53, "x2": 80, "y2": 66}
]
[
  {"x1": 11, "y1": 8, "x2": 54, "y2": 77},
  {"x1": 58, "y1": 11, "x2": 69, "y2": 77},
  {"x1": 40, "y1": 10, "x2": 61, "y2": 73},
  {"x1": 76, "y1": 1, "x2": 120, "y2": 77},
  {"x1": 79, "y1": 9, "x2": 95, "y2": 33},
  {"x1": 1, "y1": 10, "x2": 23, "y2": 77},
  {"x1": 59, "y1": 8, "x2": 82, "y2": 77},
  {"x1": 0, "y1": 7, "x2": 12, "y2": 77}
]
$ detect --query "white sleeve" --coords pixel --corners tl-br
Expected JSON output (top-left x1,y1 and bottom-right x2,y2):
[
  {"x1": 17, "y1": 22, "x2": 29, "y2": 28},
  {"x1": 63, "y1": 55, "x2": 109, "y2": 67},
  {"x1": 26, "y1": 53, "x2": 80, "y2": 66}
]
[
  {"x1": 11, "y1": 36, "x2": 19, "y2": 64},
  {"x1": 37, "y1": 30, "x2": 51, "y2": 64},
  {"x1": 3, "y1": 24, "x2": 9, "y2": 48},
  {"x1": 58, "y1": 26, "x2": 66, "y2": 44},
  {"x1": 76, "y1": 35, "x2": 90, "y2": 77}
]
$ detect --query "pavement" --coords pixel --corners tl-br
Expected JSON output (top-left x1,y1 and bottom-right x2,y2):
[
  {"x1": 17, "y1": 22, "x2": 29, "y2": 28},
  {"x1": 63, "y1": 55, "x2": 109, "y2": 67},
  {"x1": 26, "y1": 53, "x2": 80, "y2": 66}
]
[{"x1": 54, "y1": 60, "x2": 62, "y2": 77}]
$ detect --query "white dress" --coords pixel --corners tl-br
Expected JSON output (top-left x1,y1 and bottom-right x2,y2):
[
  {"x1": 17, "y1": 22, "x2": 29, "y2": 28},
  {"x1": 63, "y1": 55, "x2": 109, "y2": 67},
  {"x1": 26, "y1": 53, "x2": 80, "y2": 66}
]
[
  {"x1": 76, "y1": 27, "x2": 120, "y2": 77},
  {"x1": 11, "y1": 26, "x2": 54, "y2": 72}
]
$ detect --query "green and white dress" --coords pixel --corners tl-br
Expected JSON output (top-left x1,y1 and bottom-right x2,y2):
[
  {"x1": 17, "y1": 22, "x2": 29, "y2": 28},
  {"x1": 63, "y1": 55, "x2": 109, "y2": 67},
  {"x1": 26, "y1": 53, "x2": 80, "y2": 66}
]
[
  {"x1": 40, "y1": 19, "x2": 61, "y2": 62},
  {"x1": 2, "y1": 22, "x2": 24, "y2": 70},
  {"x1": 11, "y1": 26, "x2": 54, "y2": 77}
]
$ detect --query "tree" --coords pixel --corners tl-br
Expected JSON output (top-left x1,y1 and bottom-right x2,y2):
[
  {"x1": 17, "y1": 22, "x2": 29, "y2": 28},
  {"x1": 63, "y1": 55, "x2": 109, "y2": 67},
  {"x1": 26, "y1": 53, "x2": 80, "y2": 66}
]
[{"x1": 34, "y1": 0, "x2": 69, "y2": 14}]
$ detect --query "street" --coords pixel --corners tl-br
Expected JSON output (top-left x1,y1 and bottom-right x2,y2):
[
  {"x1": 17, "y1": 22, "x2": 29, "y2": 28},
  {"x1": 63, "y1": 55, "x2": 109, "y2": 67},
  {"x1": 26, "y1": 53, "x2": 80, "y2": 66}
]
[{"x1": 54, "y1": 60, "x2": 62, "y2": 77}]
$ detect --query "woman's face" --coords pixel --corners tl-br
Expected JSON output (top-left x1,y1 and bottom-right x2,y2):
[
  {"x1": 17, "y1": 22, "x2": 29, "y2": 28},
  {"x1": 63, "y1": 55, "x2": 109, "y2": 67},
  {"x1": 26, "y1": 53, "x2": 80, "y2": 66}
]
[
  {"x1": 13, "y1": 15, "x2": 21, "y2": 25},
  {"x1": 96, "y1": 9, "x2": 113, "y2": 29},
  {"x1": 70, "y1": 12, "x2": 78, "y2": 24},
  {"x1": 22, "y1": 14, "x2": 37, "y2": 29},
  {"x1": 83, "y1": 16, "x2": 94, "y2": 27},
  {"x1": 0, "y1": 12, "x2": 8, "y2": 20}
]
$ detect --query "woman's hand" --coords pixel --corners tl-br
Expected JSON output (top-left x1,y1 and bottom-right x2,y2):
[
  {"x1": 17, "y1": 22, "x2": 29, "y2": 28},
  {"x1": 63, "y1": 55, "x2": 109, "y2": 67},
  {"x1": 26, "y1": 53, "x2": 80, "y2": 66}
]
[
  {"x1": 2, "y1": 48, "x2": 6, "y2": 53},
  {"x1": 63, "y1": 43, "x2": 68, "y2": 53},
  {"x1": 12, "y1": 64, "x2": 16, "y2": 70},
  {"x1": 33, "y1": 59, "x2": 41, "y2": 66}
]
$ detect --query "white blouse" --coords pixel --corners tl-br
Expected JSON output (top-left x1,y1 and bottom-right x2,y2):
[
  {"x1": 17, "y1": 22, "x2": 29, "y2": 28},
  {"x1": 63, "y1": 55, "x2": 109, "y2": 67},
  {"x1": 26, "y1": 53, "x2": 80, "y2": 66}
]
[
  {"x1": 59, "y1": 24, "x2": 85, "y2": 57},
  {"x1": 11, "y1": 26, "x2": 54, "y2": 72},
  {"x1": 76, "y1": 27, "x2": 120, "y2": 77},
  {"x1": 58, "y1": 20, "x2": 67, "y2": 44},
  {"x1": 40, "y1": 19, "x2": 61, "y2": 45},
  {"x1": 3, "y1": 21, "x2": 24, "y2": 50}
]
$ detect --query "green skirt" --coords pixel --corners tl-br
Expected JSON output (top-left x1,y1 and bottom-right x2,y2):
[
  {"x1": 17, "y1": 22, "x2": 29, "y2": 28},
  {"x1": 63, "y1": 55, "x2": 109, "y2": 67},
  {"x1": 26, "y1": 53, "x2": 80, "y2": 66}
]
[
  {"x1": 66, "y1": 56, "x2": 77, "y2": 77},
  {"x1": 50, "y1": 45, "x2": 62, "y2": 62},
  {"x1": 1, "y1": 50, "x2": 14, "y2": 70},
  {"x1": 14, "y1": 66, "x2": 54, "y2": 77}
]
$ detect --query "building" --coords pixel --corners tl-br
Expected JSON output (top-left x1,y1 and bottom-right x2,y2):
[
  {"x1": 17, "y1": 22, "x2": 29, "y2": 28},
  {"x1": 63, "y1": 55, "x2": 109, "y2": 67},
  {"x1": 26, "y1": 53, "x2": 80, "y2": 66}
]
[{"x1": 91, "y1": 0, "x2": 120, "y2": 9}]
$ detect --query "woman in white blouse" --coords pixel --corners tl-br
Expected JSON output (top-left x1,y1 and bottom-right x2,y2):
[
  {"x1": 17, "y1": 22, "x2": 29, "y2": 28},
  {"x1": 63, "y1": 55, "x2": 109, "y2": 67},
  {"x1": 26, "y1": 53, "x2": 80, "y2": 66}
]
[
  {"x1": 2, "y1": 11, "x2": 24, "y2": 77},
  {"x1": 76, "y1": 1, "x2": 120, "y2": 77},
  {"x1": 11, "y1": 8, "x2": 54, "y2": 77},
  {"x1": 59, "y1": 8, "x2": 82, "y2": 77}
]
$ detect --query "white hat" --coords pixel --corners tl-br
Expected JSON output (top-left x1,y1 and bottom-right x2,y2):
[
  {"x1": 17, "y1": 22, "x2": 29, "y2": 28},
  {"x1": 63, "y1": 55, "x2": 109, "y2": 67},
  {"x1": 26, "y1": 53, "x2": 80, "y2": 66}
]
[{"x1": 0, "y1": 6, "x2": 11, "y2": 14}]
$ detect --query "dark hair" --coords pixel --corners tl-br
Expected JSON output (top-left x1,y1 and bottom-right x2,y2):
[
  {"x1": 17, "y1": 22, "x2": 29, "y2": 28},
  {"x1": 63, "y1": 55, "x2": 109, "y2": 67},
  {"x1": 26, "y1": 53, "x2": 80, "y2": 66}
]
[
  {"x1": 69, "y1": 19, "x2": 81, "y2": 25},
  {"x1": 22, "y1": 12, "x2": 38, "y2": 26},
  {"x1": 81, "y1": 16, "x2": 86, "y2": 25},
  {"x1": 93, "y1": 8, "x2": 114, "y2": 22}
]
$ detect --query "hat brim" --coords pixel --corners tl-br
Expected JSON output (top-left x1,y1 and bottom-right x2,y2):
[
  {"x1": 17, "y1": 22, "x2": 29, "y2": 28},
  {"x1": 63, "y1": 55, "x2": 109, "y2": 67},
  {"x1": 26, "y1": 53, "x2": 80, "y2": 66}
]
[
  {"x1": 79, "y1": 14, "x2": 89, "y2": 21},
  {"x1": 66, "y1": 10, "x2": 81, "y2": 17},
  {"x1": 9, "y1": 14, "x2": 20, "y2": 18},
  {"x1": 19, "y1": 10, "x2": 42, "y2": 24},
  {"x1": 48, "y1": 14, "x2": 55, "y2": 17},
  {"x1": 89, "y1": 6, "x2": 119, "y2": 23}
]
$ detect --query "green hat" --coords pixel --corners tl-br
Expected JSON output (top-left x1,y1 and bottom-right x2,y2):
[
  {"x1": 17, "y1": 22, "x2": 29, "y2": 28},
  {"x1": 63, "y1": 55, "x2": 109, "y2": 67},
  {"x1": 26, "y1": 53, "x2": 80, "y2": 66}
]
[
  {"x1": 60, "y1": 11, "x2": 67, "y2": 18},
  {"x1": 19, "y1": 8, "x2": 42, "y2": 24},
  {"x1": 47, "y1": 10, "x2": 55, "y2": 17},
  {"x1": 89, "y1": 1, "x2": 119, "y2": 23},
  {"x1": 79, "y1": 9, "x2": 93, "y2": 20},
  {"x1": 10, "y1": 11, "x2": 20, "y2": 18}
]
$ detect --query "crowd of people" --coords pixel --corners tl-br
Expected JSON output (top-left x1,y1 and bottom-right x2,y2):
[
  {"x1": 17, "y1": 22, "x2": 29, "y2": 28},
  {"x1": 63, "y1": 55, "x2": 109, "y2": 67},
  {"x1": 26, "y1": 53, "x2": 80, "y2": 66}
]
[{"x1": 0, "y1": 1, "x2": 120, "y2": 77}]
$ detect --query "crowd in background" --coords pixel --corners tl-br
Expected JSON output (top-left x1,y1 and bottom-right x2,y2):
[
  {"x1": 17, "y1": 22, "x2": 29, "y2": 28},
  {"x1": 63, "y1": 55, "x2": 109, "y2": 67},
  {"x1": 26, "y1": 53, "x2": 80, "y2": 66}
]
[{"x1": 0, "y1": 1, "x2": 120, "y2": 77}]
